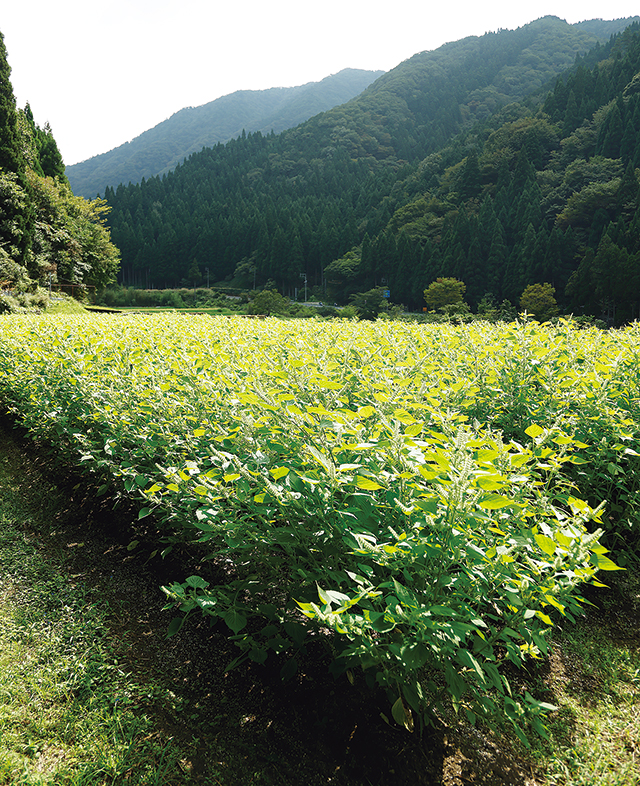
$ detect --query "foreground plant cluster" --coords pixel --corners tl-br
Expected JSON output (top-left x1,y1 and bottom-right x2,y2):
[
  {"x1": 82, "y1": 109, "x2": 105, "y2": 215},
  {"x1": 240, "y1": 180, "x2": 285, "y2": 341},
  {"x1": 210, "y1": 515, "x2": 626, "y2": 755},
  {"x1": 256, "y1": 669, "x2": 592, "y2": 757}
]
[{"x1": 0, "y1": 315, "x2": 636, "y2": 745}]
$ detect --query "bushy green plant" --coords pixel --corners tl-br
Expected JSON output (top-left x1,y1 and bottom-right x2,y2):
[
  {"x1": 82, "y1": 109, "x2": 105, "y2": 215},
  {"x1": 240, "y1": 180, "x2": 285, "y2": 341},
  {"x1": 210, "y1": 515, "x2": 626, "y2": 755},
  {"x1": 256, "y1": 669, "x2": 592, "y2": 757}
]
[{"x1": 0, "y1": 315, "x2": 631, "y2": 744}]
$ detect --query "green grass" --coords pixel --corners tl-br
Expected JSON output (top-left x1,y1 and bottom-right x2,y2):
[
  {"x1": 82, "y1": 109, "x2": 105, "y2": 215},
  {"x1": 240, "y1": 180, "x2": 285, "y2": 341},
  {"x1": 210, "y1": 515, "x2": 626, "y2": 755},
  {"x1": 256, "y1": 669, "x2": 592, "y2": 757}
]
[
  {"x1": 44, "y1": 300, "x2": 89, "y2": 315},
  {"x1": 531, "y1": 579, "x2": 640, "y2": 786},
  {"x1": 114, "y1": 306, "x2": 240, "y2": 315},
  {"x1": 0, "y1": 440, "x2": 199, "y2": 785}
]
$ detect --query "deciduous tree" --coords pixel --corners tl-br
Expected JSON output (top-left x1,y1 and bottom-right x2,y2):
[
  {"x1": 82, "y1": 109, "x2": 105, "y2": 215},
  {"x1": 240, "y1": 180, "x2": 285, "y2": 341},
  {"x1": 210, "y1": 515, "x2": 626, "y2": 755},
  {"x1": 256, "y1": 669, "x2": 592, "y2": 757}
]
[{"x1": 424, "y1": 277, "x2": 466, "y2": 309}]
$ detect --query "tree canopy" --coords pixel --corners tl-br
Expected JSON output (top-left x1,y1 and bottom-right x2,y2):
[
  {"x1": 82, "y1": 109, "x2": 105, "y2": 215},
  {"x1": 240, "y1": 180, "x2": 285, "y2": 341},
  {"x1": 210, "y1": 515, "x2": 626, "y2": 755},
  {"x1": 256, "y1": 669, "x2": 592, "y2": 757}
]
[
  {"x1": 0, "y1": 30, "x2": 120, "y2": 295},
  {"x1": 98, "y1": 17, "x2": 640, "y2": 324}
]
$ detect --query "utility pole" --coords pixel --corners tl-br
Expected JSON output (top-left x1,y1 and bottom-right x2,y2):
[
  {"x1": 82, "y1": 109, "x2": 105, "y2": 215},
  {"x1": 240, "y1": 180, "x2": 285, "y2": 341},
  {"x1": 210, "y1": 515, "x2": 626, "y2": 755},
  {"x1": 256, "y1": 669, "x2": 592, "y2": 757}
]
[{"x1": 300, "y1": 272, "x2": 308, "y2": 303}]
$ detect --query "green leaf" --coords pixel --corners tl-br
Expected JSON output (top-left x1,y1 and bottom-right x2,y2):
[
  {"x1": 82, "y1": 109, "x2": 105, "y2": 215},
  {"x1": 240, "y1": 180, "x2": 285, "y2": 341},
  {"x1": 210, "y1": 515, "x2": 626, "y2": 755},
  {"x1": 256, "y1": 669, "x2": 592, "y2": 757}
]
[
  {"x1": 167, "y1": 617, "x2": 184, "y2": 637},
  {"x1": 536, "y1": 611, "x2": 554, "y2": 626},
  {"x1": 249, "y1": 648, "x2": 268, "y2": 665},
  {"x1": 476, "y1": 475, "x2": 504, "y2": 491},
  {"x1": 283, "y1": 622, "x2": 307, "y2": 646},
  {"x1": 391, "y1": 697, "x2": 413, "y2": 731},
  {"x1": 270, "y1": 466, "x2": 290, "y2": 480},
  {"x1": 456, "y1": 649, "x2": 486, "y2": 682},
  {"x1": 138, "y1": 507, "x2": 151, "y2": 519},
  {"x1": 479, "y1": 494, "x2": 515, "y2": 509},
  {"x1": 356, "y1": 476, "x2": 383, "y2": 490},
  {"x1": 317, "y1": 585, "x2": 332, "y2": 606},
  {"x1": 430, "y1": 605, "x2": 457, "y2": 616},
  {"x1": 525, "y1": 424, "x2": 544, "y2": 439},
  {"x1": 185, "y1": 575, "x2": 209, "y2": 589},
  {"x1": 400, "y1": 643, "x2": 428, "y2": 670},
  {"x1": 223, "y1": 609, "x2": 247, "y2": 634},
  {"x1": 591, "y1": 553, "x2": 624, "y2": 571},
  {"x1": 534, "y1": 533, "x2": 557, "y2": 556}
]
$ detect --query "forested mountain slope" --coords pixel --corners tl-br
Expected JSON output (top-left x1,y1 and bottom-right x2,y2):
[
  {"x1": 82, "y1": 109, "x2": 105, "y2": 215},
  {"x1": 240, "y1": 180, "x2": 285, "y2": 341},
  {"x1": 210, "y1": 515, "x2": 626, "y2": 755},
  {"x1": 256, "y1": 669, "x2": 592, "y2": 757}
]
[
  {"x1": 66, "y1": 69, "x2": 383, "y2": 198},
  {"x1": 103, "y1": 16, "x2": 640, "y2": 322},
  {"x1": 0, "y1": 31, "x2": 119, "y2": 300},
  {"x1": 339, "y1": 20, "x2": 640, "y2": 321}
]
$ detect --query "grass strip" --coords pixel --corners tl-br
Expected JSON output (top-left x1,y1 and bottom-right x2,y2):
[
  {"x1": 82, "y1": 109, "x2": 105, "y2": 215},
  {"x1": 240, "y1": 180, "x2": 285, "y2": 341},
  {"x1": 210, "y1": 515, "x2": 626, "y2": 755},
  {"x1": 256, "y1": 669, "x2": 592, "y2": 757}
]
[{"x1": 0, "y1": 430, "x2": 200, "y2": 786}]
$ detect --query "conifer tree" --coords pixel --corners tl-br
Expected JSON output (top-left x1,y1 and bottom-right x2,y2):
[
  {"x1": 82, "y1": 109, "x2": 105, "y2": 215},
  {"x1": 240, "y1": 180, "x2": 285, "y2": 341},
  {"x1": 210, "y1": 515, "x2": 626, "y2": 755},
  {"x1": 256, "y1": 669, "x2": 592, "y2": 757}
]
[
  {"x1": 0, "y1": 31, "x2": 24, "y2": 177},
  {"x1": 0, "y1": 31, "x2": 34, "y2": 265}
]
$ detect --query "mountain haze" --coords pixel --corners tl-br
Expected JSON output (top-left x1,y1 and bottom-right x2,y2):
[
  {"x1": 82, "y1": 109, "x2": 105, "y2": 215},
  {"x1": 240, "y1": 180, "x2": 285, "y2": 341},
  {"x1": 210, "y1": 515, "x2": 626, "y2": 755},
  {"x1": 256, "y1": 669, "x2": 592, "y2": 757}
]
[{"x1": 66, "y1": 68, "x2": 384, "y2": 198}]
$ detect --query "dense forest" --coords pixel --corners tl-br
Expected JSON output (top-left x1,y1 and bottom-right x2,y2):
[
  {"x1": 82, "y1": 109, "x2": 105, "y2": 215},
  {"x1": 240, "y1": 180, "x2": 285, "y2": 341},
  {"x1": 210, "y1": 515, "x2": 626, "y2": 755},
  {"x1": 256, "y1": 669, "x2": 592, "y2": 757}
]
[
  {"x1": 99, "y1": 15, "x2": 640, "y2": 323},
  {"x1": 0, "y1": 31, "x2": 119, "y2": 307},
  {"x1": 66, "y1": 69, "x2": 384, "y2": 200},
  {"x1": 4, "y1": 16, "x2": 640, "y2": 323}
]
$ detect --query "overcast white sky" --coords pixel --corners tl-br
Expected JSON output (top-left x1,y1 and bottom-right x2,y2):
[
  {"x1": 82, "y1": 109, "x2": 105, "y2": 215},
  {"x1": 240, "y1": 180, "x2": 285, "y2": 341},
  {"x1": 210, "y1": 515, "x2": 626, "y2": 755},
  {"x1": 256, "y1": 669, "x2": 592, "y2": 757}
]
[{"x1": 2, "y1": 0, "x2": 639, "y2": 166}]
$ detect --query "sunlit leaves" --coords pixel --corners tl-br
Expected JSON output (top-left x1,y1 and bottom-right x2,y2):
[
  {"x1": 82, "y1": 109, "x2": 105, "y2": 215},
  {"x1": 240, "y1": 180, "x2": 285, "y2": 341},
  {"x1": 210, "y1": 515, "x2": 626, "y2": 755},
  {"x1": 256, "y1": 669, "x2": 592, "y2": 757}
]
[{"x1": 0, "y1": 313, "x2": 635, "y2": 746}]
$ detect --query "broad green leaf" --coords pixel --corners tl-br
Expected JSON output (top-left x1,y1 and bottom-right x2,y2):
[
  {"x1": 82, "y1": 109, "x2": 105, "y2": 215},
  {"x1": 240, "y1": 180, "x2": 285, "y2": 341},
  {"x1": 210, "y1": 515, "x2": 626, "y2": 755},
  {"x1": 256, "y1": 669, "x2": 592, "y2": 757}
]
[
  {"x1": 391, "y1": 697, "x2": 414, "y2": 731},
  {"x1": 167, "y1": 617, "x2": 184, "y2": 637},
  {"x1": 270, "y1": 466, "x2": 290, "y2": 480},
  {"x1": 400, "y1": 643, "x2": 428, "y2": 670},
  {"x1": 475, "y1": 475, "x2": 505, "y2": 491},
  {"x1": 223, "y1": 609, "x2": 247, "y2": 634},
  {"x1": 544, "y1": 594, "x2": 565, "y2": 614},
  {"x1": 525, "y1": 424, "x2": 544, "y2": 439},
  {"x1": 430, "y1": 605, "x2": 457, "y2": 616},
  {"x1": 356, "y1": 476, "x2": 383, "y2": 490},
  {"x1": 479, "y1": 494, "x2": 515, "y2": 510},
  {"x1": 534, "y1": 534, "x2": 557, "y2": 556},
  {"x1": 185, "y1": 575, "x2": 209, "y2": 589},
  {"x1": 456, "y1": 649, "x2": 485, "y2": 682},
  {"x1": 477, "y1": 449, "x2": 499, "y2": 462},
  {"x1": 591, "y1": 553, "x2": 624, "y2": 571},
  {"x1": 536, "y1": 611, "x2": 553, "y2": 626},
  {"x1": 317, "y1": 585, "x2": 332, "y2": 606}
]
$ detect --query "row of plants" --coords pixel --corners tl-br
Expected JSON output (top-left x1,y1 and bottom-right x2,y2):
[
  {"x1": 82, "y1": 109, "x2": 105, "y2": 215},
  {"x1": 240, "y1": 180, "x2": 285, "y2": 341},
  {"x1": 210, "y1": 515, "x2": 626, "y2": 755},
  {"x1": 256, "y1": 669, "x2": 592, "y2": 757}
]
[{"x1": 0, "y1": 314, "x2": 633, "y2": 745}]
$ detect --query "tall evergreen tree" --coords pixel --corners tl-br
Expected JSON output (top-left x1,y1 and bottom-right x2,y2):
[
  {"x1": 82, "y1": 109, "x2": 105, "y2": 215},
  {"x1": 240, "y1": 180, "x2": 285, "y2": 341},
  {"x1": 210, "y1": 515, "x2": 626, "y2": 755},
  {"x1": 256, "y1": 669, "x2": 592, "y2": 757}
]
[
  {"x1": 0, "y1": 31, "x2": 24, "y2": 177},
  {"x1": 0, "y1": 31, "x2": 34, "y2": 266}
]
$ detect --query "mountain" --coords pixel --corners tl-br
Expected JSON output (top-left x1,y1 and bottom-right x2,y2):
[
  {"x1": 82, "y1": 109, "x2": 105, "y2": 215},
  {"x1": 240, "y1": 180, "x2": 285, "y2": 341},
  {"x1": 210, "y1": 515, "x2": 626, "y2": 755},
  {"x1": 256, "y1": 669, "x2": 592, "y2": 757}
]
[
  {"x1": 65, "y1": 68, "x2": 384, "y2": 198},
  {"x1": 103, "y1": 16, "x2": 640, "y2": 323}
]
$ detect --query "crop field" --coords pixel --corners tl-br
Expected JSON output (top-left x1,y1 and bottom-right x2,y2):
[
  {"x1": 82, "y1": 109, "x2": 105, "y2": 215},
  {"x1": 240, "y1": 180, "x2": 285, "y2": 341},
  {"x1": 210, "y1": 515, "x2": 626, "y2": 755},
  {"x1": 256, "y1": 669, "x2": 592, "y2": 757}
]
[{"x1": 0, "y1": 314, "x2": 638, "y2": 751}]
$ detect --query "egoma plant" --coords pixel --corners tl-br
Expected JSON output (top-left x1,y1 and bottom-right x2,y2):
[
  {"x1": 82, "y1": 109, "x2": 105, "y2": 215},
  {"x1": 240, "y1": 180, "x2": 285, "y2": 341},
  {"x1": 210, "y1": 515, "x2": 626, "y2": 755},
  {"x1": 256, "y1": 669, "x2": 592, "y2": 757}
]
[{"x1": 0, "y1": 314, "x2": 627, "y2": 744}]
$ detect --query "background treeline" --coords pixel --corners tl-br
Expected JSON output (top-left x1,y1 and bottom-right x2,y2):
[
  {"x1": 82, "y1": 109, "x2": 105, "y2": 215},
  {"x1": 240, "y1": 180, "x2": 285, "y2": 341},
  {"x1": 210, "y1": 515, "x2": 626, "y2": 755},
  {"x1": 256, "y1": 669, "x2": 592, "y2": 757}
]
[
  {"x1": 0, "y1": 30, "x2": 120, "y2": 306},
  {"x1": 103, "y1": 16, "x2": 639, "y2": 318},
  {"x1": 368, "y1": 21, "x2": 640, "y2": 322}
]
